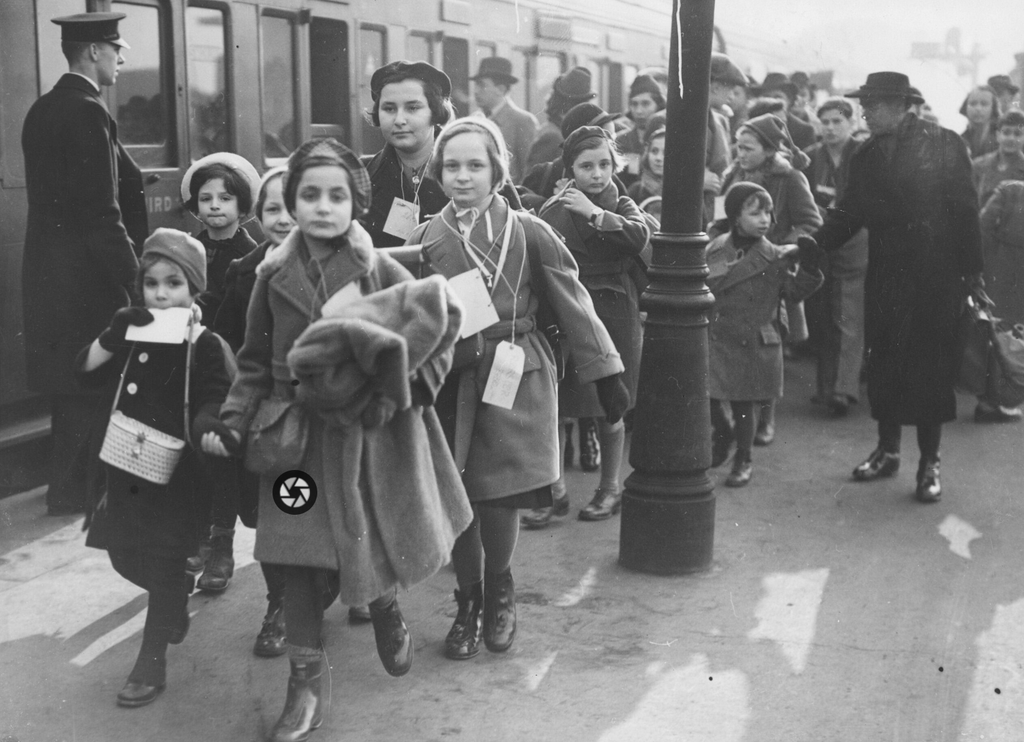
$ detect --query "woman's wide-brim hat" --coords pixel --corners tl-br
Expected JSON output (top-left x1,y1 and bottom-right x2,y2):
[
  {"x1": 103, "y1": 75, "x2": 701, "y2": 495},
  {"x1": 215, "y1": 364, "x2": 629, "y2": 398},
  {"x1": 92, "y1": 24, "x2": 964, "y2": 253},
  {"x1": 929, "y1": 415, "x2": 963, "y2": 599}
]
[
  {"x1": 371, "y1": 60, "x2": 452, "y2": 100},
  {"x1": 845, "y1": 72, "x2": 925, "y2": 104},
  {"x1": 181, "y1": 152, "x2": 261, "y2": 211}
]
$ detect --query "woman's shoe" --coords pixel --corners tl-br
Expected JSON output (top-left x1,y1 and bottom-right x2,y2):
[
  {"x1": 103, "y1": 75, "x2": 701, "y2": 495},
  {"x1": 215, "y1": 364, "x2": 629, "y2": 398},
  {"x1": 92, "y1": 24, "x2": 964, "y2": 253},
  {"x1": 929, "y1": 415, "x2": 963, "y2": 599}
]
[
  {"x1": 724, "y1": 455, "x2": 752, "y2": 487},
  {"x1": 117, "y1": 654, "x2": 166, "y2": 708},
  {"x1": 444, "y1": 582, "x2": 483, "y2": 660},
  {"x1": 852, "y1": 448, "x2": 901, "y2": 481},
  {"x1": 578, "y1": 488, "x2": 621, "y2": 521},
  {"x1": 915, "y1": 461, "x2": 942, "y2": 503},
  {"x1": 368, "y1": 594, "x2": 413, "y2": 677},
  {"x1": 116, "y1": 680, "x2": 165, "y2": 708},
  {"x1": 520, "y1": 495, "x2": 569, "y2": 529},
  {"x1": 197, "y1": 526, "x2": 234, "y2": 592},
  {"x1": 482, "y1": 569, "x2": 516, "y2": 653},
  {"x1": 753, "y1": 422, "x2": 775, "y2": 446},
  {"x1": 254, "y1": 603, "x2": 287, "y2": 657},
  {"x1": 269, "y1": 658, "x2": 323, "y2": 742}
]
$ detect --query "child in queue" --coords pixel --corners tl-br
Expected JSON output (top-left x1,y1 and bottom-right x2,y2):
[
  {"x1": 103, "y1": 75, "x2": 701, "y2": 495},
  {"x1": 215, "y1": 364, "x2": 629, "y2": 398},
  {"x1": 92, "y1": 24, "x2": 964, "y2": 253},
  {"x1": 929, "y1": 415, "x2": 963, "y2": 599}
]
[
  {"x1": 407, "y1": 118, "x2": 629, "y2": 661},
  {"x1": 536, "y1": 126, "x2": 650, "y2": 524},
  {"x1": 627, "y1": 120, "x2": 666, "y2": 220},
  {"x1": 708, "y1": 183, "x2": 823, "y2": 486},
  {"x1": 201, "y1": 138, "x2": 471, "y2": 742},
  {"x1": 75, "y1": 229, "x2": 233, "y2": 708},
  {"x1": 181, "y1": 153, "x2": 261, "y2": 589}
]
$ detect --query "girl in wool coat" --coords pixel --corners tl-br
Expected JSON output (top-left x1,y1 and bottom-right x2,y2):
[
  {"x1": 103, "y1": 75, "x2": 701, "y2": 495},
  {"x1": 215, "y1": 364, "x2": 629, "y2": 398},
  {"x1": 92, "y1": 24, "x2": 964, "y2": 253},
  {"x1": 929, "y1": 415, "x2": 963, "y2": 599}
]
[
  {"x1": 202, "y1": 138, "x2": 472, "y2": 742},
  {"x1": 538, "y1": 126, "x2": 650, "y2": 525},
  {"x1": 708, "y1": 184, "x2": 823, "y2": 486},
  {"x1": 76, "y1": 229, "x2": 233, "y2": 708},
  {"x1": 406, "y1": 117, "x2": 629, "y2": 662}
]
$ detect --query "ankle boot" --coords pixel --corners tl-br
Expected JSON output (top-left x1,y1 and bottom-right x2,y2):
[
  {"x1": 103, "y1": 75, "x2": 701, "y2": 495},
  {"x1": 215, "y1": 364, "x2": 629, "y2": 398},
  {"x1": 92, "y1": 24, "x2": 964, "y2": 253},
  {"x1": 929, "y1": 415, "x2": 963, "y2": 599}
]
[
  {"x1": 444, "y1": 582, "x2": 484, "y2": 660},
  {"x1": 254, "y1": 601, "x2": 287, "y2": 658},
  {"x1": 269, "y1": 658, "x2": 323, "y2": 742},
  {"x1": 197, "y1": 526, "x2": 234, "y2": 592},
  {"x1": 483, "y1": 569, "x2": 516, "y2": 653},
  {"x1": 368, "y1": 593, "x2": 413, "y2": 677},
  {"x1": 185, "y1": 535, "x2": 212, "y2": 575}
]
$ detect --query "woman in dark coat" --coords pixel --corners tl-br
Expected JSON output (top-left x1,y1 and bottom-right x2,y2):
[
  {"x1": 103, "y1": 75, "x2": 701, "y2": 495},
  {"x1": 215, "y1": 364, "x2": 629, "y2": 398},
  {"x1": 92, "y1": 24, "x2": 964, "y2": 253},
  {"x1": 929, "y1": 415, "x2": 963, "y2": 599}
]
[{"x1": 814, "y1": 73, "x2": 984, "y2": 503}]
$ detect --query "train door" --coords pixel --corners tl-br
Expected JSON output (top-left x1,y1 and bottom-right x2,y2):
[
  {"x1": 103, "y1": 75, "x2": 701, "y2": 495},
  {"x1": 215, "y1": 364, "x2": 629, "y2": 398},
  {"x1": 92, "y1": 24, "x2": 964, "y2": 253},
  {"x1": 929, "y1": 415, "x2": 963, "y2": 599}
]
[
  {"x1": 307, "y1": 6, "x2": 351, "y2": 147},
  {"x1": 111, "y1": 0, "x2": 191, "y2": 234}
]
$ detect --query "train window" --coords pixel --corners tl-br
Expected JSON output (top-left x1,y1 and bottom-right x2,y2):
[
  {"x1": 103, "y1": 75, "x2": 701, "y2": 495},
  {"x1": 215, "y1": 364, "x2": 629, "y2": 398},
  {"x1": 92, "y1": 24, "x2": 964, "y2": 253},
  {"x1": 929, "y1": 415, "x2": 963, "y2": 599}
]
[
  {"x1": 442, "y1": 37, "x2": 469, "y2": 118},
  {"x1": 532, "y1": 53, "x2": 565, "y2": 118},
  {"x1": 186, "y1": 4, "x2": 230, "y2": 158},
  {"x1": 309, "y1": 17, "x2": 350, "y2": 146},
  {"x1": 261, "y1": 13, "x2": 298, "y2": 164},
  {"x1": 509, "y1": 49, "x2": 528, "y2": 110},
  {"x1": 111, "y1": 1, "x2": 175, "y2": 168},
  {"x1": 407, "y1": 33, "x2": 433, "y2": 65},
  {"x1": 358, "y1": 25, "x2": 386, "y2": 155},
  {"x1": 35, "y1": 0, "x2": 85, "y2": 96}
]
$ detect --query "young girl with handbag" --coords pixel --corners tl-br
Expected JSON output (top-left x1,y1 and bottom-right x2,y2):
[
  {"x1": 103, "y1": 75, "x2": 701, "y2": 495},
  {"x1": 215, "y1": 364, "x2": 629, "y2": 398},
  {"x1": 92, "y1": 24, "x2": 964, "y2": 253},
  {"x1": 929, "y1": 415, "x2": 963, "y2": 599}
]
[
  {"x1": 75, "y1": 229, "x2": 234, "y2": 708},
  {"x1": 406, "y1": 117, "x2": 629, "y2": 662}
]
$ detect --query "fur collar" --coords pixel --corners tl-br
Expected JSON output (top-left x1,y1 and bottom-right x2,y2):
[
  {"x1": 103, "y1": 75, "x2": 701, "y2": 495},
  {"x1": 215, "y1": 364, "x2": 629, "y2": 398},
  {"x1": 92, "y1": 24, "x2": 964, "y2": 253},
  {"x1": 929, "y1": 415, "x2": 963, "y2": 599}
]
[{"x1": 256, "y1": 221, "x2": 376, "y2": 280}]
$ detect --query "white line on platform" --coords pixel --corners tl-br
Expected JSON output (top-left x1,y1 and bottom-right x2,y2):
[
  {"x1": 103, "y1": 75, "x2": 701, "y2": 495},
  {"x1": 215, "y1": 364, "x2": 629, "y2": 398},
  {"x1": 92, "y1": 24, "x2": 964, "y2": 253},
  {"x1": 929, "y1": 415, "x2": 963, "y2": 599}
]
[
  {"x1": 747, "y1": 568, "x2": 829, "y2": 674},
  {"x1": 524, "y1": 651, "x2": 558, "y2": 692},
  {"x1": 553, "y1": 566, "x2": 597, "y2": 607},
  {"x1": 69, "y1": 608, "x2": 147, "y2": 667},
  {"x1": 938, "y1": 514, "x2": 981, "y2": 560},
  {"x1": 597, "y1": 654, "x2": 749, "y2": 741},
  {"x1": 960, "y1": 598, "x2": 1024, "y2": 739}
]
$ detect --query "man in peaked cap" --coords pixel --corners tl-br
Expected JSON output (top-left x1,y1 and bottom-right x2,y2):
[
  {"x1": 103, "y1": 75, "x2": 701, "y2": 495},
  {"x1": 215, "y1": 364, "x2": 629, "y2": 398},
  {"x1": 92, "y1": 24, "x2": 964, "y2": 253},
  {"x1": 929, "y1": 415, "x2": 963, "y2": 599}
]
[
  {"x1": 22, "y1": 12, "x2": 148, "y2": 516},
  {"x1": 813, "y1": 71, "x2": 983, "y2": 504},
  {"x1": 472, "y1": 57, "x2": 538, "y2": 184},
  {"x1": 526, "y1": 67, "x2": 596, "y2": 170}
]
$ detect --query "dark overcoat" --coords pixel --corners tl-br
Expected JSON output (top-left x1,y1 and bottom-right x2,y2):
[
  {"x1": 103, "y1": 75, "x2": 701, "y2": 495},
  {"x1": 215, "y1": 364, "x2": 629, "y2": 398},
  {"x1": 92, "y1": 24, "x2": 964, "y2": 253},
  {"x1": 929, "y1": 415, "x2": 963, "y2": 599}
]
[
  {"x1": 22, "y1": 74, "x2": 147, "y2": 393},
  {"x1": 979, "y1": 180, "x2": 1024, "y2": 326},
  {"x1": 815, "y1": 114, "x2": 983, "y2": 424},
  {"x1": 213, "y1": 239, "x2": 273, "y2": 352}
]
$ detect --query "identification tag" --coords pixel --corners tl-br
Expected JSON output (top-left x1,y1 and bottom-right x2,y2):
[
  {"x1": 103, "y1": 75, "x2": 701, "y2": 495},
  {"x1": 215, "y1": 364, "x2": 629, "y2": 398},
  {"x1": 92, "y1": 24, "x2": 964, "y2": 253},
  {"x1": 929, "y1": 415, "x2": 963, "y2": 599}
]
[
  {"x1": 383, "y1": 198, "x2": 420, "y2": 240},
  {"x1": 481, "y1": 341, "x2": 525, "y2": 409},
  {"x1": 125, "y1": 307, "x2": 192, "y2": 344},
  {"x1": 320, "y1": 281, "x2": 363, "y2": 318},
  {"x1": 713, "y1": 195, "x2": 727, "y2": 221},
  {"x1": 624, "y1": 153, "x2": 641, "y2": 175},
  {"x1": 448, "y1": 269, "x2": 500, "y2": 339}
]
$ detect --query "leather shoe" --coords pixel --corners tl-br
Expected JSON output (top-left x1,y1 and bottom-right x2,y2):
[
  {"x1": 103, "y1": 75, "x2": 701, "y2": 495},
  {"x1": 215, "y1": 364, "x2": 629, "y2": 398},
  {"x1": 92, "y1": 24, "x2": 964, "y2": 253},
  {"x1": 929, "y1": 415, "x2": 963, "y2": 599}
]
[
  {"x1": 916, "y1": 461, "x2": 942, "y2": 503},
  {"x1": 578, "y1": 488, "x2": 621, "y2": 521},
  {"x1": 974, "y1": 402, "x2": 1023, "y2": 423},
  {"x1": 444, "y1": 582, "x2": 483, "y2": 660},
  {"x1": 185, "y1": 539, "x2": 212, "y2": 576},
  {"x1": 368, "y1": 593, "x2": 413, "y2": 677},
  {"x1": 254, "y1": 603, "x2": 287, "y2": 657},
  {"x1": 724, "y1": 455, "x2": 752, "y2": 487},
  {"x1": 483, "y1": 569, "x2": 516, "y2": 653},
  {"x1": 116, "y1": 680, "x2": 165, "y2": 708},
  {"x1": 754, "y1": 422, "x2": 775, "y2": 446},
  {"x1": 270, "y1": 658, "x2": 323, "y2": 742},
  {"x1": 521, "y1": 495, "x2": 569, "y2": 529},
  {"x1": 852, "y1": 448, "x2": 900, "y2": 481},
  {"x1": 827, "y1": 394, "x2": 850, "y2": 417}
]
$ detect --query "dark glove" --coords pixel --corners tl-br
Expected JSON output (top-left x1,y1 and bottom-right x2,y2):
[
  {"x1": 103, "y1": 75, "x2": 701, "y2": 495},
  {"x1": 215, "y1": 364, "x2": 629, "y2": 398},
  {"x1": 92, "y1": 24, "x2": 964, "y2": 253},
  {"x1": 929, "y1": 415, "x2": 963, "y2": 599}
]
[
  {"x1": 98, "y1": 307, "x2": 153, "y2": 351},
  {"x1": 796, "y1": 236, "x2": 823, "y2": 273},
  {"x1": 193, "y1": 408, "x2": 243, "y2": 457},
  {"x1": 595, "y1": 374, "x2": 630, "y2": 424}
]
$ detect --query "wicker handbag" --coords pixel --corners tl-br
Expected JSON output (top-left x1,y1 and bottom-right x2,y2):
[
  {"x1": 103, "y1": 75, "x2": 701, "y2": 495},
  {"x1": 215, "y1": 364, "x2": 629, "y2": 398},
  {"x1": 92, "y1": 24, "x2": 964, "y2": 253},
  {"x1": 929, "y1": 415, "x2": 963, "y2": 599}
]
[{"x1": 99, "y1": 325, "x2": 195, "y2": 485}]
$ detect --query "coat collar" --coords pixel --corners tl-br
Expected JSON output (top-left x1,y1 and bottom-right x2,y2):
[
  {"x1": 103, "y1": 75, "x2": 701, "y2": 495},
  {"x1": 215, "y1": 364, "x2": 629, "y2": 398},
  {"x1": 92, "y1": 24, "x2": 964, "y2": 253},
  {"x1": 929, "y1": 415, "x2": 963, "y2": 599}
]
[
  {"x1": 56, "y1": 72, "x2": 102, "y2": 98},
  {"x1": 708, "y1": 234, "x2": 786, "y2": 293},
  {"x1": 422, "y1": 195, "x2": 511, "y2": 278}
]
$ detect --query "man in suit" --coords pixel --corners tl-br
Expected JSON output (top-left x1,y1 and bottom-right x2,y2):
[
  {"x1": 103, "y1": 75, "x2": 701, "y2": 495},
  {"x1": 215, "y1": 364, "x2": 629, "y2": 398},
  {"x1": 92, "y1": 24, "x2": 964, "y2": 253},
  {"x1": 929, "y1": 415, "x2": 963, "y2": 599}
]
[
  {"x1": 22, "y1": 12, "x2": 146, "y2": 515},
  {"x1": 472, "y1": 57, "x2": 538, "y2": 184}
]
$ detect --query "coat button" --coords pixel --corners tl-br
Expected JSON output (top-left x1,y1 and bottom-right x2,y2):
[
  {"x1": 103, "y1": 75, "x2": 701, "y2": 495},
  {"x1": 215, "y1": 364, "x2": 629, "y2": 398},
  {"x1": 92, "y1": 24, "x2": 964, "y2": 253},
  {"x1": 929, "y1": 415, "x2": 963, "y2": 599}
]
[
  {"x1": 138, "y1": 352, "x2": 149, "y2": 363},
  {"x1": 127, "y1": 383, "x2": 138, "y2": 395}
]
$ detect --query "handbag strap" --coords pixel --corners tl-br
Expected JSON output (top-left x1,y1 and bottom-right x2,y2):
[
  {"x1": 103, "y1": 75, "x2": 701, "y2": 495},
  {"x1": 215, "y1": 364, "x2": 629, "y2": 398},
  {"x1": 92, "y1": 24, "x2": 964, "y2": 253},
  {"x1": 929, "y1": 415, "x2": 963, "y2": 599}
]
[{"x1": 107, "y1": 311, "x2": 197, "y2": 448}]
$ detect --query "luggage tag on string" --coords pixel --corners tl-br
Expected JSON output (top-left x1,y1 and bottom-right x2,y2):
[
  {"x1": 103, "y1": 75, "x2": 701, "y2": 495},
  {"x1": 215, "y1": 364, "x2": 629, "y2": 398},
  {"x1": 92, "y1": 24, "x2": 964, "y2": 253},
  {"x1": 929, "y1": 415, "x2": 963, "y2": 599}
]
[
  {"x1": 482, "y1": 212, "x2": 526, "y2": 410},
  {"x1": 448, "y1": 209, "x2": 509, "y2": 339},
  {"x1": 383, "y1": 165, "x2": 428, "y2": 240}
]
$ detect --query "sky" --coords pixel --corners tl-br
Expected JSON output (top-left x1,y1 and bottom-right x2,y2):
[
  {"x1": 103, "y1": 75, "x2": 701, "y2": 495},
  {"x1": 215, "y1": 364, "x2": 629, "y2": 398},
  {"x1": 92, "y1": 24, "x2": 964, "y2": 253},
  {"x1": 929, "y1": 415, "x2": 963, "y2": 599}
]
[{"x1": 712, "y1": 0, "x2": 1024, "y2": 128}]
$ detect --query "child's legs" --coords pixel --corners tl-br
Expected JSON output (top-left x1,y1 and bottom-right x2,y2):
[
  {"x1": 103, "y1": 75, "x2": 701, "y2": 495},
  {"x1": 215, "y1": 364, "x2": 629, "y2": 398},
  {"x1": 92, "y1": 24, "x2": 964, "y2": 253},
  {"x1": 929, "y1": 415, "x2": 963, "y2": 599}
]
[
  {"x1": 281, "y1": 565, "x2": 330, "y2": 650},
  {"x1": 261, "y1": 562, "x2": 288, "y2": 607},
  {"x1": 597, "y1": 419, "x2": 626, "y2": 493},
  {"x1": 552, "y1": 419, "x2": 569, "y2": 499},
  {"x1": 731, "y1": 401, "x2": 756, "y2": 457},
  {"x1": 710, "y1": 399, "x2": 732, "y2": 439},
  {"x1": 478, "y1": 505, "x2": 519, "y2": 576},
  {"x1": 452, "y1": 509, "x2": 483, "y2": 590},
  {"x1": 203, "y1": 456, "x2": 239, "y2": 531}
]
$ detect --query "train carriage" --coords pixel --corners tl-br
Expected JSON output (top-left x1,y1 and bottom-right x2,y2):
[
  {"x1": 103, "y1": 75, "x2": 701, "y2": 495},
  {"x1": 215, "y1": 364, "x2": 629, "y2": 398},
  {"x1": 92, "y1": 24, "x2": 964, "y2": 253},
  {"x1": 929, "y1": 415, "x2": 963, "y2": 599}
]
[{"x1": 0, "y1": 0, "x2": 674, "y2": 448}]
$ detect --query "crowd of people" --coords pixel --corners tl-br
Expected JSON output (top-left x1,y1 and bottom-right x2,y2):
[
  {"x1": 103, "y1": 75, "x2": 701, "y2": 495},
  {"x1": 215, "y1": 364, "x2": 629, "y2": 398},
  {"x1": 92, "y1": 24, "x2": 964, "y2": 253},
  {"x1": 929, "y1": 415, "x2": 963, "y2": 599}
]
[{"x1": 20, "y1": 10, "x2": 1024, "y2": 741}]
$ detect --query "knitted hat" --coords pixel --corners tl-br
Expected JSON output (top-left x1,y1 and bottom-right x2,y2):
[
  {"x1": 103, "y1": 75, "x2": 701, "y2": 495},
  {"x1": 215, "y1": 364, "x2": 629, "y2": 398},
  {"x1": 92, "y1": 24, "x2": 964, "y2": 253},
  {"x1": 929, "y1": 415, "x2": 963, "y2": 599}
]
[
  {"x1": 560, "y1": 102, "x2": 621, "y2": 138},
  {"x1": 643, "y1": 110, "x2": 668, "y2": 146},
  {"x1": 180, "y1": 152, "x2": 261, "y2": 213},
  {"x1": 710, "y1": 54, "x2": 746, "y2": 87},
  {"x1": 552, "y1": 67, "x2": 596, "y2": 102},
  {"x1": 629, "y1": 74, "x2": 665, "y2": 103},
  {"x1": 255, "y1": 165, "x2": 288, "y2": 218},
  {"x1": 740, "y1": 113, "x2": 810, "y2": 170},
  {"x1": 142, "y1": 228, "x2": 207, "y2": 292},
  {"x1": 283, "y1": 138, "x2": 372, "y2": 218},
  {"x1": 562, "y1": 126, "x2": 614, "y2": 169},
  {"x1": 723, "y1": 182, "x2": 772, "y2": 225}
]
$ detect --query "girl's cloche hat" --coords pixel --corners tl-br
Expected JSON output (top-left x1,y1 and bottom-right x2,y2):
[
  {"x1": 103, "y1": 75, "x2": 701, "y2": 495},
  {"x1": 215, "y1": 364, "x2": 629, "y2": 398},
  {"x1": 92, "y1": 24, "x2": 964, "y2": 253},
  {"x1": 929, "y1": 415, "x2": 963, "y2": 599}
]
[
  {"x1": 142, "y1": 228, "x2": 207, "y2": 292},
  {"x1": 180, "y1": 152, "x2": 261, "y2": 214}
]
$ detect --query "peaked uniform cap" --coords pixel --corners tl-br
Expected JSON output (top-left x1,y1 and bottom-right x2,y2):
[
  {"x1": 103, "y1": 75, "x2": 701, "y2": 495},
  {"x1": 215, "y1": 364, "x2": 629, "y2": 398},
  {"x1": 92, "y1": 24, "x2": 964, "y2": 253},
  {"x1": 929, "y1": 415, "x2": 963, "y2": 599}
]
[
  {"x1": 52, "y1": 12, "x2": 130, "y2": 49},
  {"x1": 471, "y1": 57, "x2": 518, "y2": 85}
]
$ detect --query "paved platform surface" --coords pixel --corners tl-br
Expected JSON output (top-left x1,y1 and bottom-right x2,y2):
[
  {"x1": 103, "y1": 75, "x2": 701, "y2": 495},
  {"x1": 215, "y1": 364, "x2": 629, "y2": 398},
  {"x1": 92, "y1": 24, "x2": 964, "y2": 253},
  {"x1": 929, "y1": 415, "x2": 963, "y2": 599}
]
[{"x1": 1, "y1": 358, "x2": 1023, "y2": 742}]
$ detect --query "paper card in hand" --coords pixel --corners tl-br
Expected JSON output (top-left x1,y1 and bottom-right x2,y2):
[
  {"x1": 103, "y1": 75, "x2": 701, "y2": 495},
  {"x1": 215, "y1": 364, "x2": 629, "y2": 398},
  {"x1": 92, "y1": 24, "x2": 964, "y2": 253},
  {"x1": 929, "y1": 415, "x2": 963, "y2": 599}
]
[{"x1": 125, "y1": 307, "x2": 192, "y2": 344}]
